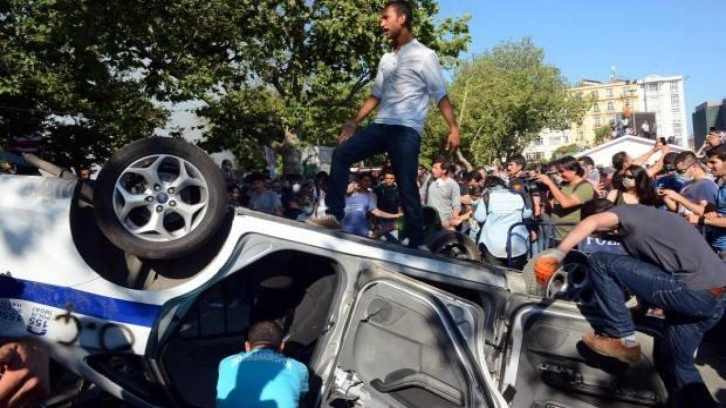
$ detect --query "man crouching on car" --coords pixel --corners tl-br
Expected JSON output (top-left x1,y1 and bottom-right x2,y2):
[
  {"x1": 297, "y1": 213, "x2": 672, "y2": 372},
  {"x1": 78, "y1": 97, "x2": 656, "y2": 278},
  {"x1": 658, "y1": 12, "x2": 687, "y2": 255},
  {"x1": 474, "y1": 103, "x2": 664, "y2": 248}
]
[{"x1": 535, "y1": 198, "x2": 726, "y2": 408}]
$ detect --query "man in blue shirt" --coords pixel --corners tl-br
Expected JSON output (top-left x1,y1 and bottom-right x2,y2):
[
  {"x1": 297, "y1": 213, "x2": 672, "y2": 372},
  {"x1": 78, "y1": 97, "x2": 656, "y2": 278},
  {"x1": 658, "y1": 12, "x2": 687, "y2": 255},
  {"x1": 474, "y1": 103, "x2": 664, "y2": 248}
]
[
  {"x1": 217, "y1": 321, "x2": 308, "y2": 408},
  {"x1": 308, "y1": 1, "x2": 460, "y2": 250}
]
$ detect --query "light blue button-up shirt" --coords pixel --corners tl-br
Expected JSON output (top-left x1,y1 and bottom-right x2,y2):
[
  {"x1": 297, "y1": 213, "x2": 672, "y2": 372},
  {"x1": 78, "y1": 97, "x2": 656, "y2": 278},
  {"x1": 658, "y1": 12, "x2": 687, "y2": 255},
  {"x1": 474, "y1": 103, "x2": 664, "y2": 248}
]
[
  {"x1": 372, "y1": 39, "x2": 448, "y2": 136},
  {"x1": 473, "y1": 187, "x2": 532, "y2": 259}
]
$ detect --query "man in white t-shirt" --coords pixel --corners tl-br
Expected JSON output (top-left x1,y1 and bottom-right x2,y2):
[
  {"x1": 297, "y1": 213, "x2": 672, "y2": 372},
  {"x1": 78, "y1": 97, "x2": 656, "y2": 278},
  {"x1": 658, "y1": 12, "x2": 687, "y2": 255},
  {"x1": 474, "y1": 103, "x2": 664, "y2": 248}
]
[{"x1": 308, "y1": 1, "x2": 459, "y2": 249}]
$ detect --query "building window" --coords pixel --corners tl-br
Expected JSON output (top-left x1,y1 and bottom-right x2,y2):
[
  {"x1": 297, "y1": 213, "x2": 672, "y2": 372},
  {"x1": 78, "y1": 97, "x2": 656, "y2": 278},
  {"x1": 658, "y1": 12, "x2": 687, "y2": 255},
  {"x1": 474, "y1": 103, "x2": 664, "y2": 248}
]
[
  {"x1": 591, "y1": 90, "x2": 599, "y2": 99},
  {"x1": 607, "y1": 101, "x2": 615, "y2": 112},
  {"x1": 669, "y1": 81, "x2": 679, "y2": 93},
  {"x1": 533, "y1": 137, "x2": 543, "y2": 146},
  {"x1": 563, "y1": 134, "x2": 569, "y2": 144},
  {"x1": 671, "y1": 94, "x2": 680, "y2": 110},
  {"x1": 648, "y1": 83, "x2": 659, "y2": 93},
  {"x1": 526, "y1": 152, "x2": 545, "y2": 161},
  {"x1": 593, "y1": 104, "x2": 600, "y2": 113},
  {"x1": 607, "y1": 88, "x2": 614, "y2": 97},
  {"x1": 608, "y1": 115, "x2": 616, "y2": 125},
  {"x1": 673, "y1": 119, "x2": 682, "y2": 136},
  {"x1": 578, "y1": 131, "x2": 584, "y2": 141},
  {"x1": 594, "y1": 116, "x2": 601, "y2": 127}
]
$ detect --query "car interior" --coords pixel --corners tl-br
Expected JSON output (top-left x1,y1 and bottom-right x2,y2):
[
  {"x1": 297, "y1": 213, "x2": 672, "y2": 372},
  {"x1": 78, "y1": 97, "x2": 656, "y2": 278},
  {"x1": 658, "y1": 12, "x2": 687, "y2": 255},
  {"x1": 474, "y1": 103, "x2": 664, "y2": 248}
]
[{"x1": 159, "y1": 250, "x2": 340, "y2": 408}]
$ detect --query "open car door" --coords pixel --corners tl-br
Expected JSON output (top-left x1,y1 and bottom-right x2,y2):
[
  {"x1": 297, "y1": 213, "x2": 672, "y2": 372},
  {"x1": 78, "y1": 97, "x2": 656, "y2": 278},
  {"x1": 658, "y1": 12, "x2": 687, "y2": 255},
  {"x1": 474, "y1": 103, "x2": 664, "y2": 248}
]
[
  {"x1": 323, "y1": 265, "x2": 503, "y2": 408},
  {"x1": 500, "y1": 250, "x2": 668, "y2": 408}
]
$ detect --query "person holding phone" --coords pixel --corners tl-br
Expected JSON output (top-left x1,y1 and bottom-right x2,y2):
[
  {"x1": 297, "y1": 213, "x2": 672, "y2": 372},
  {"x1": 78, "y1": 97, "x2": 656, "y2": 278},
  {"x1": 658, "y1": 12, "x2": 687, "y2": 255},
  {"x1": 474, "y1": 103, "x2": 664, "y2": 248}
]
[{"x1": 658, "y1": 151, "x2": 718, "y2": 215}]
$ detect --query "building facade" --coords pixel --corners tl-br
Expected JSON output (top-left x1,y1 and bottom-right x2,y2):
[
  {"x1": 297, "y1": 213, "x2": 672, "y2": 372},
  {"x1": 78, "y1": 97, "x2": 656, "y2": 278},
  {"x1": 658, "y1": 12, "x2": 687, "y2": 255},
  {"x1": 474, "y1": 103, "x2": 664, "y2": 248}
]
[
  {"x1": 637, "y1": 75, "x2": 688, "y2": 148},
  {"x1": 523, "y1": 74, "x2": 689, "y2": 162},
  {"x1": 692, "y1": 100, "x2": 726, "y2": 148}
]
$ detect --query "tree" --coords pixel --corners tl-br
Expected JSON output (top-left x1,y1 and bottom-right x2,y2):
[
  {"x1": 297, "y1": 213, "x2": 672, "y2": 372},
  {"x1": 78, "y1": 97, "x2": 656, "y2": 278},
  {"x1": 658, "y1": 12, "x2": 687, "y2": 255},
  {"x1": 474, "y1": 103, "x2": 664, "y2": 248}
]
[
  {"x1": 594, "y1": 125, "x2": 612, "y2": 146},
  {"x1": 425, "y1": 38, "x2": 589, "y2": 167},
  {"x1": 0, "y1": 0, "x2": 269, "y2": 171},
  {"x1": 195, "y1": 0, "x2": 471, "y2": 175}
]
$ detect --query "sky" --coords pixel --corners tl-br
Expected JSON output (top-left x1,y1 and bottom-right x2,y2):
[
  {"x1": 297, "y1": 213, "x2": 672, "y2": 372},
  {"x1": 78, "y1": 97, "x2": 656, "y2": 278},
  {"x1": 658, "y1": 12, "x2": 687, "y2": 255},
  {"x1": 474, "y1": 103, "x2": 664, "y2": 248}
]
[{"x1": 436, "y1": 0, "x2": 726, "y2": 137}]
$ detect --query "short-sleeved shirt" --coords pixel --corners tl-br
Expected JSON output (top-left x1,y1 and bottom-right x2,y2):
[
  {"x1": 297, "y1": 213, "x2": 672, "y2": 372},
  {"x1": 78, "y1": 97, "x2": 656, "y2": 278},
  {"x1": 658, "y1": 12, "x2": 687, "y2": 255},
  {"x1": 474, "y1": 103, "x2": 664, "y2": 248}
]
[
  {"x1": 372, "y1": 39, "x2": 447, "y2": 136},
  {"x1": 217, "y1": 348, "x2": 309, "y2": 408},
  {"x1": 426, "y1": 177, "x2": 461, "y2": 224},
  {"x1": 712, "y1": 185, "x2": 726, "y2": 251},
  {"x1": 550, "y1": 180, "x2": 595, "y2": 240},
  {"x1": 609, "y1": 205, "x2": 726, "y2": 290},
  {"x1": 342, "y1": 192, "x2": 377, "y2": 237},
  {"x1": 680, "y1": 178, "x2": 718, "y2": 207},
  {"x1": 249, "y1": 189, "x2": 282, "y2": 214}
]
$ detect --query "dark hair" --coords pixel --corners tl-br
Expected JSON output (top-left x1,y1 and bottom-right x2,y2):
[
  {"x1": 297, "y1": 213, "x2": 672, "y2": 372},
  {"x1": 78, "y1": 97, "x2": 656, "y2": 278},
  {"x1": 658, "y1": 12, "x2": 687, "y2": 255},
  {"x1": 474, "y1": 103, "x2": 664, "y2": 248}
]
[
  {"x1": 483, "y1": 175, "x2": 506, "y2": 189},
  {"x1": 314, "y1": 171, "x2": 329, "y2": 185},
  {"x1": 228, "y1": 185, "x2": 240, "y2": 193},
  {"x1": 247, "y1": 172, "x2": 265, "y2": 183},
  {"x1": 663, "y1": 152, "x2": 679, "y2": 167},
  {"x1": 623, "y1": 165, "x2": 657, "y2": 206},
  {"x1": 581, "y1": 198, "x2": 615, "y2": 219},
  {"x1": 384, "y1": 1, "x2": 413, "y2": 29},
  {"x1": 707, "y1": 144, "x2": 726, "y2": 161},
  {"x1": 433, "y1": 157, "x2": 453, "y2": 175},
  {"x1": 381, "y1": 169, "x2": 395, "y2": 178},
  {"x1": 674, "y1": 151, "x2": 697, "y2": 167},
  {"x1": 578, "y1": 156, "x2": 594, "y2": 167},
  {"x1": 506, "y1": 153, "x2": 527, "y2": 170},
  {"x1": 247, "y1": 321, "x2": 283, "y2": 349},
  {"x1": 358, "y1": 172, "x2": 373, "y2": 182},
  {"x1": 463, "y1": 170, "x2": 482, "y2": 183},
  {"x1": 554, "y1": 156, "x2": 585, "y2": 177},
  {"x1": 612, "y1": 151, "x2": 628, "y2": 171}
]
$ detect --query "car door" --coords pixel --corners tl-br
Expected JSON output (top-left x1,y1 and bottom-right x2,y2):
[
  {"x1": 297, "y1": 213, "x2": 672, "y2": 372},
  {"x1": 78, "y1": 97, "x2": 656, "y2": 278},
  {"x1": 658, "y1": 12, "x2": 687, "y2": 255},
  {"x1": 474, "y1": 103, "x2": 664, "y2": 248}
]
[
  {"x1": 498, "y1": 294, "x2": 667, "y2": 408},
  {"x1": 323, "y1": 265, "x2": 504, "y2": 408}
]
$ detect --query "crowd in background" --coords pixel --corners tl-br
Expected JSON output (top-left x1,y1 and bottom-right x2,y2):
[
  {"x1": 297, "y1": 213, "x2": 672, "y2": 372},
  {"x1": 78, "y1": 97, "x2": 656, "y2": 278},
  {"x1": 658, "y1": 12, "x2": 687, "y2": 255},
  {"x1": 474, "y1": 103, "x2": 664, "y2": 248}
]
[{"x1": 220, "y1": 126, "x2": 726, "y2": 270}]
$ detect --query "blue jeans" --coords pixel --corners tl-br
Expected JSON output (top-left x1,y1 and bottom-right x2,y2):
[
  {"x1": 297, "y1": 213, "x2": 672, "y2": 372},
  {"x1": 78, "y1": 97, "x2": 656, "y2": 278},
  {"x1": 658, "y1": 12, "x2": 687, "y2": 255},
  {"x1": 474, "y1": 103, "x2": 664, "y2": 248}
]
[
  {"x1": 326, "y1": 124, "x2": 423, "y2": 247},
  {"x1": 588, "y1": 252, "x2": 726, "y2": 401}
]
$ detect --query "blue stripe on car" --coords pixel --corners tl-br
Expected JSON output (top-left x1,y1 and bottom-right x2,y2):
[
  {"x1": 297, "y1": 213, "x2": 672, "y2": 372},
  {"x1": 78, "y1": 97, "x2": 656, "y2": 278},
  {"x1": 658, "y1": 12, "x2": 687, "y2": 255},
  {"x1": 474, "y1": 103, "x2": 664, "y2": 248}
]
[{"x1": 0, "y1": 276, "x2": 161, "y2": 327}]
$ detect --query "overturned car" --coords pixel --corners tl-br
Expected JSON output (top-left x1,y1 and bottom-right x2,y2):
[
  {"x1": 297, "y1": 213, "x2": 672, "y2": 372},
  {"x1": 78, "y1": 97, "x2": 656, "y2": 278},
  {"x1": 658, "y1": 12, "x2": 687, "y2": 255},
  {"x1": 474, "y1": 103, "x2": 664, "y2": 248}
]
[{"x1": 0, "y1": 138, "x2": 669, "y2": 407}]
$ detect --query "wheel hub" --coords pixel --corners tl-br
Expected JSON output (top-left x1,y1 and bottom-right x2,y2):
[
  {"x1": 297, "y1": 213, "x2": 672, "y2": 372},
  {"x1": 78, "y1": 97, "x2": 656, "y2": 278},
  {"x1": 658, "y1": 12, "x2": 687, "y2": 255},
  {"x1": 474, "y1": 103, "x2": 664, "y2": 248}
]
[{"x1": 156, "y1": 192, "x2": 169, "y2": 204}]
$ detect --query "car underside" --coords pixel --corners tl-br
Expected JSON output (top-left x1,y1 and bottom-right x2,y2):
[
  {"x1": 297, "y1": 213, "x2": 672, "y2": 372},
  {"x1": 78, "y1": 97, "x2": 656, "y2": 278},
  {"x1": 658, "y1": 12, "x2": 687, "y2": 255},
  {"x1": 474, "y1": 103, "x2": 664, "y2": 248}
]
[{"x1": 0, "y1": 138, "x2": 682, "y2": 407}]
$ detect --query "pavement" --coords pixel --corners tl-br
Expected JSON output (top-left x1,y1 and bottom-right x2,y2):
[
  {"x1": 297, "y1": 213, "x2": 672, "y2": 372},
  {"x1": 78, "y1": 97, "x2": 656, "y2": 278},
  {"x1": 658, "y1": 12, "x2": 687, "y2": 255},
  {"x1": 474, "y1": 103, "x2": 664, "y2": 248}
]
[{"x1": 698, "y1": 340, "x2": 726, "y2": 406}]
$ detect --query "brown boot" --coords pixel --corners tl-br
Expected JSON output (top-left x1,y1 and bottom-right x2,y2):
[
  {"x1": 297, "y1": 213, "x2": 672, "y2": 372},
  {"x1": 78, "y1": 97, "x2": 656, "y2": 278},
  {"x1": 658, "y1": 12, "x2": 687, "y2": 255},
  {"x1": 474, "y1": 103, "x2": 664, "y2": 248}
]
[{"x1": 582, "y1": 333, "x2": 641, "y2": 364}]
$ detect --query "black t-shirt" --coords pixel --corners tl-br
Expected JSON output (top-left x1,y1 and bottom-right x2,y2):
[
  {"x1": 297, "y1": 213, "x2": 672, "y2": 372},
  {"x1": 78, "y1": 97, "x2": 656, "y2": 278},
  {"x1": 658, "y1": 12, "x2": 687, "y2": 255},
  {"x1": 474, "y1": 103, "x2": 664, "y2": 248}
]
[
  {"x1": 609, "y1": 204, "x2": 726, "y2": 290},
  {"x1": 374, "y1": 184, "x2": 401, "y2": 214}
]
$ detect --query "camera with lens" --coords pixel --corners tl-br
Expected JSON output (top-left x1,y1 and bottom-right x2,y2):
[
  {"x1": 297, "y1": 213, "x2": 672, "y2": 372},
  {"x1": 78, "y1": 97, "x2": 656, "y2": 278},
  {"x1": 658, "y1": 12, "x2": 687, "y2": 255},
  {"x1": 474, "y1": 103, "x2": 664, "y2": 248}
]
[{"x1": 524, "y1": 171, "x2": 558, "y2": 194}]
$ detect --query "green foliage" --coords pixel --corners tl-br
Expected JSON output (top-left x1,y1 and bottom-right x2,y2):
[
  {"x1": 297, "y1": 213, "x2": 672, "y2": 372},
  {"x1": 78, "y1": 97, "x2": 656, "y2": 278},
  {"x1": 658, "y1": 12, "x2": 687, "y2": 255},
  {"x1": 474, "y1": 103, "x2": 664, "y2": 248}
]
[
  {"x1": 1, "y1": 0, "x2": 469, "y2": 173},
  {"x1": 551, "y1": 143, "x2": 579, "y2": 160},
  {"x1": 194, "y1": 0, "x2": 471, "y2": 172},
  {"x1": 425, "y1": 38, "x2": 588, "y2": 167},
  {"x1": 594, "y1": 125, "x2": 612, "y2": 146}
]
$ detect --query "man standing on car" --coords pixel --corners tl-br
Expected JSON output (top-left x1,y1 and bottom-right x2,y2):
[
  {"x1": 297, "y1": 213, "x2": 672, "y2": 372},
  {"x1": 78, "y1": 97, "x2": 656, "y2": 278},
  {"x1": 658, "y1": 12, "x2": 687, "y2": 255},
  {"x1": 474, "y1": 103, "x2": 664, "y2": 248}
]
[
  {"x1": 308, "y1": 0, "x2": 460, "y2": 250},
  {"x1": 217, "y1": 321, "x2": 308, "y2": 408},
  {"x1": 534, "y1": 199, "x2": 726, "y2": 407}
]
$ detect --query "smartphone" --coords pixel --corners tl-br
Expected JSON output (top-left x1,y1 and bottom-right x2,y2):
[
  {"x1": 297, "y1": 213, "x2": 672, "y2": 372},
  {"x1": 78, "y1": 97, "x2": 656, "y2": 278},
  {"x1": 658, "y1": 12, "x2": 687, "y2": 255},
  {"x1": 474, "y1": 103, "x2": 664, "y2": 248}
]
[{"x1": 660, "y1": 137, "x2": 667, "y2": 145}]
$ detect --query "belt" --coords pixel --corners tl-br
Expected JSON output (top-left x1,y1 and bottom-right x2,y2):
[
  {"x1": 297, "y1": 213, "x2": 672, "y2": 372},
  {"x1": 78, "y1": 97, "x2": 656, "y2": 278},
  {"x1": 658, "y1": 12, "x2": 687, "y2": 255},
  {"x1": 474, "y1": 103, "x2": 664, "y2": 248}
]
[{"x1": 710, "y1": 287, "x2": 725, "y2": 297}]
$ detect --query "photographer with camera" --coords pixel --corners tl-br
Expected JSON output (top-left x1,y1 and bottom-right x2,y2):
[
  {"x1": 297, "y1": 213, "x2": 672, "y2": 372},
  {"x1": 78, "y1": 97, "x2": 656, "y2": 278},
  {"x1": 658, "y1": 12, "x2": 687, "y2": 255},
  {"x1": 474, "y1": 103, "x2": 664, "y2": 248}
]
[{"x1": 537, "y1": 156, "x2": 595, "y2": 245}]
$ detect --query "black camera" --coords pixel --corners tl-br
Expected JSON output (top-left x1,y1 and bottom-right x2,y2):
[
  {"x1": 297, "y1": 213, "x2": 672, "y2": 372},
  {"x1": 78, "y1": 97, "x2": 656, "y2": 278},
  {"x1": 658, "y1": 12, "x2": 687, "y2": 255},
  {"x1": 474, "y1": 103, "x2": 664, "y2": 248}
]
[{"x1": 524, "y1": 171, "x2": 557, "y2": 193}]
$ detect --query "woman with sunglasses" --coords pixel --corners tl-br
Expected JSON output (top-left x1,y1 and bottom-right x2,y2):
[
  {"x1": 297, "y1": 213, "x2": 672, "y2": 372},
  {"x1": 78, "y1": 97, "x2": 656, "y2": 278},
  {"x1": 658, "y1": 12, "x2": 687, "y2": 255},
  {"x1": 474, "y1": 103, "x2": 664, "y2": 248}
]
[{"x1": 606, "y1": 164, "x2": 658, "y2": 206}]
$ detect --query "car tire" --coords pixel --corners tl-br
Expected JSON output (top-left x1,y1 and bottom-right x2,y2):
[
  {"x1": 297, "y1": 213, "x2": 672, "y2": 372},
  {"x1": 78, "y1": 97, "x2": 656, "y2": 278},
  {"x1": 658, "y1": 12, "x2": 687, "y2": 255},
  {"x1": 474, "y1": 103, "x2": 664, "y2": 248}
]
[
  {"x1": 94, "y1": 137, "x2": 228, "y2": 260},
  {"x1": 426, "y1": 230, "x2": 480, "y2": 261}
]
